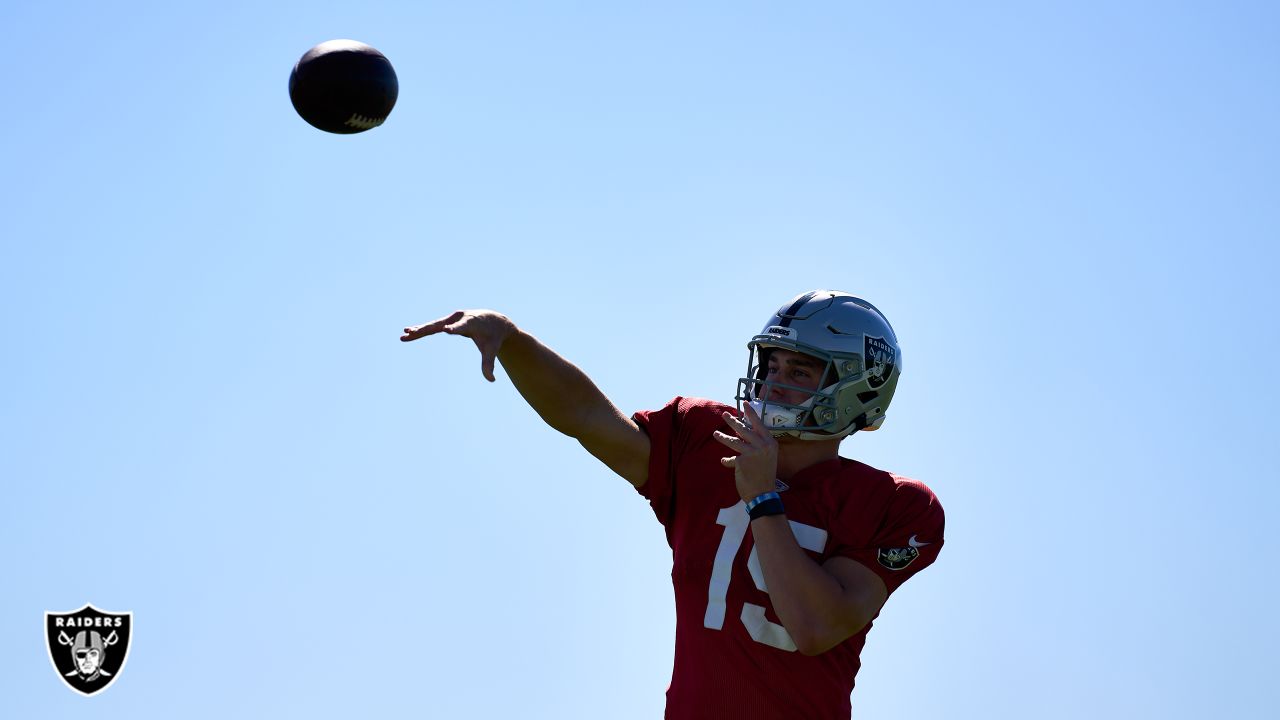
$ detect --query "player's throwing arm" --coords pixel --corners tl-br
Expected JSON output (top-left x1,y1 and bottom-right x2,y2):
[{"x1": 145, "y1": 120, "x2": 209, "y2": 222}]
[{"x1": 401, "y1": 310, "x2": 650, "y2": 486}]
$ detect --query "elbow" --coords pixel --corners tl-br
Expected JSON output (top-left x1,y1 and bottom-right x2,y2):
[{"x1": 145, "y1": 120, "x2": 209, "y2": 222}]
[
  {"x1": 543, "y1": 403, "x2": 593, "y2": 439},
  {"x1": 792, "y1": 618, "x2": 870, "y2": 657},
  {"x1": 795, "y1": 640, "x2": 827, "y2": 658},
  {"x1": 790, "y1": 624, "x2": 838, "y2": 657},
  {"x1": 795, "y1": 633, "x2": 840, "y2": 657}
]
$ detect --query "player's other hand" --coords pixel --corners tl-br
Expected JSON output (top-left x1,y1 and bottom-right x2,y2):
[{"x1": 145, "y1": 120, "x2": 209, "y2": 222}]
[
  {"x1": 401, "y1": 310, "x2": 517, "y2": 382},
  {"x1": 713, "y1": 403, "x2": 780, "y2": 501}
]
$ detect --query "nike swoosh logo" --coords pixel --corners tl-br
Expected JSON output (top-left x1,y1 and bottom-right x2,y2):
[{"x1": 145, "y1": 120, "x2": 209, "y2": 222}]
[{"x1": 908, "y1": 535, "x2": 930, "y2": 548}]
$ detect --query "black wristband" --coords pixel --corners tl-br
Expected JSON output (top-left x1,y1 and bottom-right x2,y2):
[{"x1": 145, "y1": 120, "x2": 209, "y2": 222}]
[{"x1": 748, "y1": 497, "x2": 786, "y2": 520}]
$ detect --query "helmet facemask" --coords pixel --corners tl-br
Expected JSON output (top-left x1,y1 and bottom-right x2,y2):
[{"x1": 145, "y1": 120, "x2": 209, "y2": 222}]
[{"x1": 736, "y1": 343, "x2": 856, "y2": 440}]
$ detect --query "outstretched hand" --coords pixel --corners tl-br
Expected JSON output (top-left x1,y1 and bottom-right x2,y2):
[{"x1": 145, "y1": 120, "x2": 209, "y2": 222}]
[
  {"x1": 401, "y1": 310, "x2": 517, "y2": 382},
  {"x1": 712, "y1": 403, "x2": 779, "y2": 502}
]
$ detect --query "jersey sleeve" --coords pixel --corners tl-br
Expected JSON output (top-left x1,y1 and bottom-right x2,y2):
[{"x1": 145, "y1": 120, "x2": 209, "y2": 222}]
[
  {"x1": 829, "y1": 478, "x2": 945, "y2": 594},
  {"x1": 631, "y1": 396, "x2": 687, "y2": 528}
]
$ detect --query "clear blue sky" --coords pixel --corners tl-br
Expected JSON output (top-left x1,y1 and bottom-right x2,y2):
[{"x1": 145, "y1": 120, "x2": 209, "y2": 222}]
[{"x1": 2, "y1": 1, "x2": 1277, "y2": 718}]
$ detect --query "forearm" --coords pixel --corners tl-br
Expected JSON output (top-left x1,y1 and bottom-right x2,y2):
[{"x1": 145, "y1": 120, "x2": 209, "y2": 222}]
[
  {"x1": 750, "y1": 515, "x2": 859, "y2": 655},
  {"x1": 496, "y1": 329, "x2": 612, "y2": 438}
]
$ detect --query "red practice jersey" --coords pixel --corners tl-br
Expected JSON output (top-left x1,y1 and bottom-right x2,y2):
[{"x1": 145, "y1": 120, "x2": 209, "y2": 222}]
[{"x1": 633, "y1": 397, "x2": 945, "y2": 720}]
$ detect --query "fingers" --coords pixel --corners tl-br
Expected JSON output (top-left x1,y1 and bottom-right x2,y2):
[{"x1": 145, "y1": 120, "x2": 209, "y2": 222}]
[
  {"x1": 722, "y1": 410, "x2": 765, "y2": 442},
  {"x1": 400, "y1": 309, "x2": 509, "y2": 383},
  {"x1": 478, "y1": 339, "x2": 498, "y2": 382},
  {"x1": 713, "y1": 428, "x2": 752, "y2": 468},
  {"x1": 712, "y1": 429, "x2": 747, "y2": 450},
  {"x1": 401, "y1": 309, "x2": 520, "y2": 388},
  {"x1": 400, "y1": 311, "x2": 465, "y2": 342}
]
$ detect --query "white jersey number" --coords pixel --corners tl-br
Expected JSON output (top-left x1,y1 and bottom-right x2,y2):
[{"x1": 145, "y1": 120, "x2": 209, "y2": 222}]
[{"x1": 703, "y1": 501, "x2": 828, "y2": 651}]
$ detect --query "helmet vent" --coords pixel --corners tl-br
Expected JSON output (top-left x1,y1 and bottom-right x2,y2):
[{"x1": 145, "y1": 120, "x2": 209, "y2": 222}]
[
  {"x1": 826, "y1": 323, "x2": 858, "y2": 336},
  {"x1": 857, "y1": 391, "x2": 879, "y2": 403}
]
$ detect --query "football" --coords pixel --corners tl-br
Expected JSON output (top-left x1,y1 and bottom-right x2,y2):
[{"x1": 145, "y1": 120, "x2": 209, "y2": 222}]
[{"x1": 288, "y1": 39, "x2": 398, "y2": 134}]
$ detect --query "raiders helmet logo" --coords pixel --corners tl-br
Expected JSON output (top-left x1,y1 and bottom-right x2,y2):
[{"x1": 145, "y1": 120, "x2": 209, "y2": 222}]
[
  {"x1": 45, "y1": 604, "x2": 133, "y2": 696},
  {"x1": 863, "y1": 335, "x2": 896, "y2": 389},
  {"x1": 877, "y1": 546, "x2": 920, "y2": 571}
]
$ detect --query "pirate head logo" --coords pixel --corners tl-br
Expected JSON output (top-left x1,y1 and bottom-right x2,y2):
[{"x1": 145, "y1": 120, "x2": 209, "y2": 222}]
[
  {"x1": 877, "y1": 545, "x2": 920, "y2": 571},
  {"x1": 45, "y1": 604, "x2": 132, "y2": 696},
  {"x1": 863, "y1": 335, "x2": 896, "y2": 389}
]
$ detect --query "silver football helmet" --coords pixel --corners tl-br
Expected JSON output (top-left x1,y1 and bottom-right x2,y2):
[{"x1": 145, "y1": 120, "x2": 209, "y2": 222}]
[{"x1": 735, "y1": 290, "x2": 902, "y2": 440}]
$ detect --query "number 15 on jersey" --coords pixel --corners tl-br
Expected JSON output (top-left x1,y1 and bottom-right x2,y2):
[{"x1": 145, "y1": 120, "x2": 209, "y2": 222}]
[{"x1": 703, "y1": 501, "x2": 829, "y2": 652}]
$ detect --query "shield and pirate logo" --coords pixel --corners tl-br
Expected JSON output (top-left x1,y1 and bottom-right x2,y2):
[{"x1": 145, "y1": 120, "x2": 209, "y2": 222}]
[
  {"x1": 45, "y1": 604, "x2": 133, "y2": 696},
  {"x1": 877, "y1": 545, "x2": 921, "y2": 571},
  {"x1": 864, "y1": 335, "x2": 897, "y2": 389}
]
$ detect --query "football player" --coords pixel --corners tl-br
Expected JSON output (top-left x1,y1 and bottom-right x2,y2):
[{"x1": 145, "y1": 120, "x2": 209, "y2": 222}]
[{"x1": 401, "y1": 290, "x2": 944, "y2": 719}]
